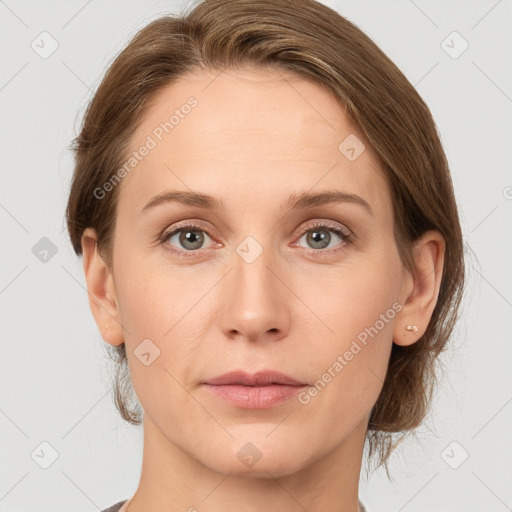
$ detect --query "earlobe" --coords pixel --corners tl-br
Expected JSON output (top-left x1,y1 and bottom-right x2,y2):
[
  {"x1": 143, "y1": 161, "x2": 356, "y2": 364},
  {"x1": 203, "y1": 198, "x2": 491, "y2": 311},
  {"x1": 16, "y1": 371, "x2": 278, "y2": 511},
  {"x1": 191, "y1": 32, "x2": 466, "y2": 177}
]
[
  {"x1": 81, "y1": 227, "x2": 124, "y2": 346},
  {"x1": 393, "y1": 230, "x2": 445, "y2": 347}
]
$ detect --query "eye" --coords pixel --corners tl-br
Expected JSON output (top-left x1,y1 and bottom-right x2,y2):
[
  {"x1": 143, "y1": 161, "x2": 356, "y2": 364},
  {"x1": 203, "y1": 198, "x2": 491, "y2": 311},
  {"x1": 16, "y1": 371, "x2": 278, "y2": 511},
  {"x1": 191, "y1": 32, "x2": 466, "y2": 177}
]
[
  {"x1": 159, "y1": 219, "x2": 354, "y2": 259},
  {"x1": 294, "y1": 220, "x2": 354, "y2": 256},
  {"x1": 159, "y1": 222, "x2": 216, "y2": 256}
]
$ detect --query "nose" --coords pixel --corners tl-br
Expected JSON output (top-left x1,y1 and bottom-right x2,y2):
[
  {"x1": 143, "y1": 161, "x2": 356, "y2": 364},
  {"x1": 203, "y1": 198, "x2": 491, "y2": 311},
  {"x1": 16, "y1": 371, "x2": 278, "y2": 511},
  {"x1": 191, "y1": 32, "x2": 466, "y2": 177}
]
[{"x1": 218, "y1": 239, "x2": 291, "y2": 343}]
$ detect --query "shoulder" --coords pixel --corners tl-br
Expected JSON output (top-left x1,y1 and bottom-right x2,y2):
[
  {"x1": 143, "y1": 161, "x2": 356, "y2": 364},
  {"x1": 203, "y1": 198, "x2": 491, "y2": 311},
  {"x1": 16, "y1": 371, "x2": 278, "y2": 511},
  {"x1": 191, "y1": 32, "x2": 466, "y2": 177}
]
[{"x1": 99, "y1": 499, "x2": 128, "y2": 512}]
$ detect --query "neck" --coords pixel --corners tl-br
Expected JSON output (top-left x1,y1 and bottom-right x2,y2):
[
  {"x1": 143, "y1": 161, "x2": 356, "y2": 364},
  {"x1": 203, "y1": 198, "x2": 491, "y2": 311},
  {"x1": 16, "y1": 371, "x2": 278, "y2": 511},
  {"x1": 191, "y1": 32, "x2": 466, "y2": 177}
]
[{"x1": 124, "y1": 414, "x2": 368, "y2": 512}]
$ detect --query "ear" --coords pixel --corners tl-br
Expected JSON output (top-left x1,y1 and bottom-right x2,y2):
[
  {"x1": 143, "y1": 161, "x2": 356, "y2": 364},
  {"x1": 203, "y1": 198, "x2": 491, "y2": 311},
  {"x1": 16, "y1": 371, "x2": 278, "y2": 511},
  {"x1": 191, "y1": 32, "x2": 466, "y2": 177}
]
[
  {"x1": 81, "y1": 227, "x2": 124, "y2": 346},
  {"x1": 393, "y1": 230, "x2": 445, "y2": 346}
]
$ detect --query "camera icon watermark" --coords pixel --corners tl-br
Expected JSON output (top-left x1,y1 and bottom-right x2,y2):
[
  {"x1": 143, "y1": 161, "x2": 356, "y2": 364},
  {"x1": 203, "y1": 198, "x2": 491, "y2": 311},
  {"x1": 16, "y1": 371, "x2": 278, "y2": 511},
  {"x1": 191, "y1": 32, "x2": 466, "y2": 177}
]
[
  {"x1": 32, "y1": 236, "x2": 58, "y2": 263},
  {"x1": 338, "y1": 134, "x2": 365, "y2": 161},
  {"x1": 440, "y1": 440, "x2": 469, "y2": 469},
  {"x1": 441, "y1": 31, "x2": 469, "y2": 60},
  {"x1": 134, "y1": 338, "x2": 161, "y2": 366},
  {"x1": 237, "y1": 441, "x2": 262, "y2": 468},
  {"x1": 236, "y1": 236, "x2": 263, "y2": 264},
  {"x1": 30, "y1": 31, "x2": 59, "y2": 59},
  {"x1": 31, "y1": 441, "x2": 59, "y2": 469}
]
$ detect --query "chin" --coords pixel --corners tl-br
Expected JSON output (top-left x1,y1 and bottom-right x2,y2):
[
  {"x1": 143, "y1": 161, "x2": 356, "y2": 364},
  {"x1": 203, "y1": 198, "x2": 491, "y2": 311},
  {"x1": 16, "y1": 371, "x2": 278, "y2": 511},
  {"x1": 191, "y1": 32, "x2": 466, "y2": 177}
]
[{"x1": 204, "y1": 438, "x2": 312, "y2": 479}]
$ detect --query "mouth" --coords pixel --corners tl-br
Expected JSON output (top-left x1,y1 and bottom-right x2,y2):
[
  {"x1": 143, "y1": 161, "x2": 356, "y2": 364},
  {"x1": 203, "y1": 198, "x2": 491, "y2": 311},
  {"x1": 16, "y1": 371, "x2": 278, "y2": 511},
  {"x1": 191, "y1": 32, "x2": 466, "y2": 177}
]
[
  {"x1": 202, "y1": 370, "x2": 308, "y2": 409},
  {"x1": 203, "y1": 370, "x2": 307, "y2": 387}
]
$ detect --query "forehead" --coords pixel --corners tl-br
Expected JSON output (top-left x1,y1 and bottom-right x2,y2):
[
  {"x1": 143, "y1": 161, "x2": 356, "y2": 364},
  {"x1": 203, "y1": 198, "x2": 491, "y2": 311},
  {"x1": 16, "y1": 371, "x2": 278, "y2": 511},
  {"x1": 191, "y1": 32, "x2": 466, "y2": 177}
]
[{"x1": 118, "y1": 66, "x2": 391, "y2": 220}]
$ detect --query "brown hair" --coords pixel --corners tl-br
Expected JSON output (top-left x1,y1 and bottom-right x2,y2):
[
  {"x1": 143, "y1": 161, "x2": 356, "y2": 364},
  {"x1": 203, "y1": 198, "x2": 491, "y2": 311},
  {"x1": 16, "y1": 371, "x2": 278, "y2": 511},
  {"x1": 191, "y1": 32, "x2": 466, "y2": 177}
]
[{"x1": 66, "y1": 0, "x2": 465, "y2": 476}]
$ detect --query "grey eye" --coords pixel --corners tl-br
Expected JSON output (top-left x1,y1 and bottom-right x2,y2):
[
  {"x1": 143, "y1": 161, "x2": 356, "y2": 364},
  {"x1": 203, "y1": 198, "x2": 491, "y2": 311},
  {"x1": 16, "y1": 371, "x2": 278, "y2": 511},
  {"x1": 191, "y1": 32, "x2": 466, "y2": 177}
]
[
  {"x1": 297, "y1": 227, "x2": 344, "y2": 250},
  {"x1": 305, "y1": 229, "x2": 331, "y2": 249},
  {"x1": 166, "y1": 228, "x2": 212, "y2": 251}
]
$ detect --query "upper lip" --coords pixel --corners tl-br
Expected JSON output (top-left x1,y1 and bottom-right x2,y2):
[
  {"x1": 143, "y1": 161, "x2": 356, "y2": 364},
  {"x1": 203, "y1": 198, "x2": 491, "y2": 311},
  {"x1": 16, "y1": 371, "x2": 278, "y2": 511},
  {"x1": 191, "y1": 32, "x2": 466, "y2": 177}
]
[{"x1": 204, "y1": 370, "x2": 307, "y2": 387}]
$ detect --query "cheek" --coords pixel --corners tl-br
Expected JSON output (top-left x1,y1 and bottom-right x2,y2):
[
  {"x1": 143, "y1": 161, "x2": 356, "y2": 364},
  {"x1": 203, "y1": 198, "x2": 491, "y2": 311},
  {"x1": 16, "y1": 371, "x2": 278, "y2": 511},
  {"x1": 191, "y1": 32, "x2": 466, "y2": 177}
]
[
  {"x1": 294, "y1": 256, "x2": 400, "y2": 409},
  {"x1": 300, "y1": 255, "x2": 401, "y2": 345},
  {"x1": 116, "y1": 252, "x2": 202, "y2": 336},
  {"x1": 113, "y1": 255, "x2": 209, "y2": 399}
]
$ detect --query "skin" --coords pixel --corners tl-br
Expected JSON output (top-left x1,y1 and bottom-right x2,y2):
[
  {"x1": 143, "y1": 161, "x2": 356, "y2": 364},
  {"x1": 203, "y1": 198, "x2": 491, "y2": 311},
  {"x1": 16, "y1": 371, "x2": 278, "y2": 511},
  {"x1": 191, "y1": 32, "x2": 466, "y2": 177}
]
[{"x1": 81, "y1": 66, "x2": 445, "y2": 512}]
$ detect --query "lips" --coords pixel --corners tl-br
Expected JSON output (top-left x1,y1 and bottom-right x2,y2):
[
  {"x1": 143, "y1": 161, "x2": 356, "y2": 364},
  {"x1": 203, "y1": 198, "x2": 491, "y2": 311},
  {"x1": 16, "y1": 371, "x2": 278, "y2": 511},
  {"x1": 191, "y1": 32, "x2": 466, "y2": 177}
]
[
  {"x1": 202, "y1": 370, "x2": 308, "y2": 409},
  {"x1": 203, "y1": 370, "x2": 307, "y2": 387},
  {"x1": 202, "y1": 371, "x2": 309, "y2": 408}
]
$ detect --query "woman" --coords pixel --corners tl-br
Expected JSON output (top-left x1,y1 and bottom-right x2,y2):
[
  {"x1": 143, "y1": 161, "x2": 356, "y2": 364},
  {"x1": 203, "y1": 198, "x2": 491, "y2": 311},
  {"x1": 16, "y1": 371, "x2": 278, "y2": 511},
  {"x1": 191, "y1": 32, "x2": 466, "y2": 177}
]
[{"x1": 65, "y1": 0, "x2": 465, "y2": 510}]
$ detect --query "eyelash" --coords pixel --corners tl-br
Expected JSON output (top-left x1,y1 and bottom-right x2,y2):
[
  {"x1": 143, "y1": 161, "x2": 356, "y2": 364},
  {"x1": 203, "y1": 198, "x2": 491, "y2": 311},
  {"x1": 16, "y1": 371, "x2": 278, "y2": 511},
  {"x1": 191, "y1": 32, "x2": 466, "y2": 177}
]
[{"x1": 158, "y1": 219, "x2": 355, "y2": 259}]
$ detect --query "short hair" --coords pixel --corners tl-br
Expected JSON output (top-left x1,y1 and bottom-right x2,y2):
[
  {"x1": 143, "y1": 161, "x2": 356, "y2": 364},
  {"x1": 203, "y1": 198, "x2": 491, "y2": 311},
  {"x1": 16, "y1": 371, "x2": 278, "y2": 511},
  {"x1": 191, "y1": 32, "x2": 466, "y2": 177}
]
[{"x1": 65, "y1": 0, "x2": 465, "y2": 476}]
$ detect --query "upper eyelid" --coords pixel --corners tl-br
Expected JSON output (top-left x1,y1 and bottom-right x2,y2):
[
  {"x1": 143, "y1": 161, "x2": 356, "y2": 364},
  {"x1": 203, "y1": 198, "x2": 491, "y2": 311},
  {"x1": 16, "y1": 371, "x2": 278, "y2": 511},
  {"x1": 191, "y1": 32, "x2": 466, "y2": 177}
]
[
  {"x1": 293, "y1": 219, "x2": 353, "y2": 242},
  {"x1": 163, "y1": 219, "x2": 215, "y2": 236},
  {"x1": 301, "y1": 219, "x2": 351, "y2": 232}
]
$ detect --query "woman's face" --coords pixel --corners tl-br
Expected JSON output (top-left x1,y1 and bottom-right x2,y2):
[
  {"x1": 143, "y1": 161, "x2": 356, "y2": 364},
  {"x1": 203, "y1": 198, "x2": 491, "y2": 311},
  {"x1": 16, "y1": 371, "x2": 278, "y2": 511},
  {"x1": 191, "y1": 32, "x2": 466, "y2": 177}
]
[{"x1": 102, "y1": 67, "x2": 412, "y2": 476}]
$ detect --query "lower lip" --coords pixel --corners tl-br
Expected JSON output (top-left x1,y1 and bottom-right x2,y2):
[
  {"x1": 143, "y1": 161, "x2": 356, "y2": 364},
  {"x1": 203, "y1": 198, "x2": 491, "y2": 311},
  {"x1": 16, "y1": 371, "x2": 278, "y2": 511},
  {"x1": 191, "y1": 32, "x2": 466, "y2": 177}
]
[{"x1": 204, "y1": 384, "x2": 306, "y2": 409}]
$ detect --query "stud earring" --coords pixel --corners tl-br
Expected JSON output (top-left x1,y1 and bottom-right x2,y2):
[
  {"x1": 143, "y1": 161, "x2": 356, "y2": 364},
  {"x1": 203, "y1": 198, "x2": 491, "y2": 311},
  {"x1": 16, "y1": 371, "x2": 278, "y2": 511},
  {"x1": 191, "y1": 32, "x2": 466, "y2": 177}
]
[{"x1": 405, "y1": 325, "x2": 418, "y2": 332}]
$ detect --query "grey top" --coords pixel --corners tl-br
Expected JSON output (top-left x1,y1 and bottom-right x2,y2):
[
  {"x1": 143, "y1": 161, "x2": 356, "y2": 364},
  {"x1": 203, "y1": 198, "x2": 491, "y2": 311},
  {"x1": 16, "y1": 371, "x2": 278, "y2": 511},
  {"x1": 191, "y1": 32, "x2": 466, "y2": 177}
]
[
  {"x1": 100, "y1": 498, "x2": 370, "y2": 511},
  {"x1": 100, "y1": 500, "x2": 127, "y2": 512}
]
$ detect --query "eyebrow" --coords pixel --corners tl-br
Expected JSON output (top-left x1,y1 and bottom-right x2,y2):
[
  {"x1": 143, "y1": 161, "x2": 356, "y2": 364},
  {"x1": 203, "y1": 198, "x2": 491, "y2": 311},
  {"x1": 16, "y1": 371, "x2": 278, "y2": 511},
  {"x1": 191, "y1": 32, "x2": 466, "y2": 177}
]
[
  {"x1": 141, "y1": 190, "x2": 373, "y2": 216},
  {"x1": 287, "y1": 190, "x2": 373, "y2": 216}
]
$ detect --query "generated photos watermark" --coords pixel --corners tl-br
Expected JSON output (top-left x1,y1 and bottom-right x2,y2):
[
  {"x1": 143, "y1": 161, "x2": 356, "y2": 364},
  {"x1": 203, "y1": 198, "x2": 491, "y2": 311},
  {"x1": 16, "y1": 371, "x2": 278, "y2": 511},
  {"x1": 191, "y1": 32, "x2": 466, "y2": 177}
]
[
  {"x1": 93, "y1": 96, "x2": 198, "y2": 200},
  {"x1": 297, "y1": 300, "x2": 403, "y2": 405}
]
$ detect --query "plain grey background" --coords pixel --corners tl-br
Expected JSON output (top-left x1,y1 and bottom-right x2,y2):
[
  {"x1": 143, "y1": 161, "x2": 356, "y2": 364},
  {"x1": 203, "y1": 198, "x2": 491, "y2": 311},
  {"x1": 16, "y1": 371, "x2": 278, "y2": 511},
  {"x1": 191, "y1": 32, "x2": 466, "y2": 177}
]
[{"x1": 1, "y1": 0, "x2": 511, "y2": 511}]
